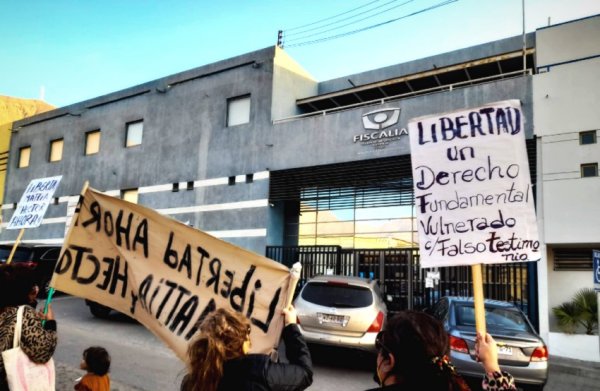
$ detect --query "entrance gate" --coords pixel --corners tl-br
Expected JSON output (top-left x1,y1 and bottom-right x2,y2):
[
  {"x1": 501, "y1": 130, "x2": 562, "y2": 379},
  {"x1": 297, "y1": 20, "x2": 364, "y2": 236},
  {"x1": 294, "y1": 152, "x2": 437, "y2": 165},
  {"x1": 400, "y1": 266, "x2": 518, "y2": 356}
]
[{"x1": 266, "y1": 245, "x2": 538, "y2": 330}]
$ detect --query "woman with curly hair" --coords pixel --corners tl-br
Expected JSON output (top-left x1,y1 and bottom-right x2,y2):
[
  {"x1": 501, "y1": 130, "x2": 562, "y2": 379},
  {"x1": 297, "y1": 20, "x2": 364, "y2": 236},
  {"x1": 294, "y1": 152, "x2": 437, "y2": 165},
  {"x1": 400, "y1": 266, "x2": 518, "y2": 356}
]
[
  {"x1": 181, "y1": 305, "x2": 312, "y2": 391},
  {"x1": 368, "y1": 311, "x2": 516, "y2": 390}
]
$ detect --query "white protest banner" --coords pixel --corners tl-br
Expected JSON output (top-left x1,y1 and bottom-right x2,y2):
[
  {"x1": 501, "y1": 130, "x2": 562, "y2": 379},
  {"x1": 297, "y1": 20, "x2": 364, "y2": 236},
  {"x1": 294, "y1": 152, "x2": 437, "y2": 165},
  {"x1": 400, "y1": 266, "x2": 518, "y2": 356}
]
[
  {"x1": 51, "y1": 188, "x2": 293, "y2": 361},
  {"x1": 408, "y1": 100, "x2": 540, "y2": 268},
  {"x1": 7, "y1": 176, "x2": 62, "y2": 229}
]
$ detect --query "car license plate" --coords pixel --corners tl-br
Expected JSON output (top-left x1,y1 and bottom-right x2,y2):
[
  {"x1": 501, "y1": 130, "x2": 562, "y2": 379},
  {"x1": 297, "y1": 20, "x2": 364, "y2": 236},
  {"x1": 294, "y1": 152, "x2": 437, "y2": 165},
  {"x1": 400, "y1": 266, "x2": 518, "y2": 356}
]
[
  {"x1": 497, "y1": 345, "x2": 513, "y2": 355},
  {"x1": 318, "y1": 313, "x2": 348, "y2": 326}
]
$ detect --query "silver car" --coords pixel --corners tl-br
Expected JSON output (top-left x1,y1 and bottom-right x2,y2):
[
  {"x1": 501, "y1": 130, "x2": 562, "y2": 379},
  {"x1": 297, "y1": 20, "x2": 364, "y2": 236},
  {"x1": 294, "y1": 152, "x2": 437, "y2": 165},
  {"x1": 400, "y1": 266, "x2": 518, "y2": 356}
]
[
  {"x1": 429, "y1": 297, "x2": 548, "y2": 390},
  {"x1": 293, "y1": 275, "x2": 387, "y2": 352}
]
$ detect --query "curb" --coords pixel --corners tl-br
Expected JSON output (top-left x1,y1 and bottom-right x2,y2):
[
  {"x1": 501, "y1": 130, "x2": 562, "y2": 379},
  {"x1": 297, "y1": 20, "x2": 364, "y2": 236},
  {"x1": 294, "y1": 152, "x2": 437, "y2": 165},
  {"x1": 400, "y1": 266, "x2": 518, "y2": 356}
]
[{"x1": 548, "y1": 356, "x2": 600, "y2": 381}]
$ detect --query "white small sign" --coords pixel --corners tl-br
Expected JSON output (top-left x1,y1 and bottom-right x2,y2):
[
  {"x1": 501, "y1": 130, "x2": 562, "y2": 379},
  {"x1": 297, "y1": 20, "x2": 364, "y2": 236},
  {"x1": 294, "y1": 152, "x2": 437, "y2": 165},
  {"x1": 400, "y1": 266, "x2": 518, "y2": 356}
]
[
  {"x1": 7, "y1": 176, "x2": 62, "y2": 230},
  {"x1": 425, "y1": 277, "x2": 434, "y2": 288},
  {"x1": 427, "y1": 271, "x2": 441, "y2": 281}
]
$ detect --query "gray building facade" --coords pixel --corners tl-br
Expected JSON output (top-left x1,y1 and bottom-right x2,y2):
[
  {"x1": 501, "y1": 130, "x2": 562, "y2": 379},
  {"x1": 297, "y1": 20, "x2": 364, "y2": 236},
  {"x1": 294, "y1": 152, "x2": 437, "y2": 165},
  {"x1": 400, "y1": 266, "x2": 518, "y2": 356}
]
[{"x1": 1, "y1": 34, "x2": 536, "y2": 257}]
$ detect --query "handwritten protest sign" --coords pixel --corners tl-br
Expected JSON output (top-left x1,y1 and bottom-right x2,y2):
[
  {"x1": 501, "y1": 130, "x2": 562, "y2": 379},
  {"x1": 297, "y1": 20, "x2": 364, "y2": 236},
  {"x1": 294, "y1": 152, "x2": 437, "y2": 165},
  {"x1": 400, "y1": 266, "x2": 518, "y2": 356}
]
[
  {"x1": 408, "y1": 100, "x2": 540, "y2": 268},
  {"x1": 51, "y1": 188, "x2": 293, "y2": 360},
  {"x1": 7, "y1": 176, "x2": 62, "y2": 229}
]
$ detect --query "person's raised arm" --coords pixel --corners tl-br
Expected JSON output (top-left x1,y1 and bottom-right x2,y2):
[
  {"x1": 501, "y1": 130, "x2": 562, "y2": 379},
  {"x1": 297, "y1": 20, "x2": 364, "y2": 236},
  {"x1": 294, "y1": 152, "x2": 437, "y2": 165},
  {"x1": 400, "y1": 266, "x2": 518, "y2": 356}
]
[
  {"x1": 476, "y1": 332, "x2": 516, "y2": 390},
  {"x1": 265, "y1": 305, "x2": 313, "y2": 391}
]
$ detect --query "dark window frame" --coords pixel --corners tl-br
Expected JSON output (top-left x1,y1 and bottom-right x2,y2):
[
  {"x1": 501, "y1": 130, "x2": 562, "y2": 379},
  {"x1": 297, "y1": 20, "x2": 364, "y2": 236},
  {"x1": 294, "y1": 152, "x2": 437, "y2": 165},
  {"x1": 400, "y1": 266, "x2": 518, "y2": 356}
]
[
  {"x1": 226, "y1": 94, "x2": 251, "y2": 127},
  {"x1": 85, "y1": 129, "x2": 101, "y2": 155},
  {"x1": 579, "y1": 130, "x2": 597, "y2": 145},
  {"x1": 125, "y1": 119, "x2": 144, "y2": 148},
  {"x1": 18, "y1": 146, "x2": 31, "y2": 168},
  {"x1": 48, "y1": 138, "x2": 64, "y2": 163},
  {"x1": 581, "y1": 163, "x2": 598, "y2": 178}
]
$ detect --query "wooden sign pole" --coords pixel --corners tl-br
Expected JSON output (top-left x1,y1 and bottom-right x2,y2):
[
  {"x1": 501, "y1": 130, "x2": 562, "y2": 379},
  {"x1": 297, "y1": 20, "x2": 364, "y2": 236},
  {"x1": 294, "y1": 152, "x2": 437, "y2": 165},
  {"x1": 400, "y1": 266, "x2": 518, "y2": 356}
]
[
  {"x1": 44, "y1": 181, "x2": 89, "y2": 323},
  {"x1": 6, "y1": 228, "x2": 25, "y2": 265},
  {"x1": 471, "y1": 264, "x2": 487, "y2": 336}
]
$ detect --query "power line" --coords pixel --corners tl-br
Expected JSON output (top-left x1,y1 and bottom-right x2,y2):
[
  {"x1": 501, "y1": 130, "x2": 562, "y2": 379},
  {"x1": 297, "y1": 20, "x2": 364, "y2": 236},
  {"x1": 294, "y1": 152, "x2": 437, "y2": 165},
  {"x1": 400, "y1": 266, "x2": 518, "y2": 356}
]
[
  {"x1": 285, "y1": 0, "x2": 414, "y2": 43},
  {"x1": 286, "y1": 0, "x2": 458, "y2": 48},
  {"x1": 285, "y1": 0, "x2": 382, "y2": 33},
  {"x1": 285, "y1": 0, "x2": 412, "y2": 38}
]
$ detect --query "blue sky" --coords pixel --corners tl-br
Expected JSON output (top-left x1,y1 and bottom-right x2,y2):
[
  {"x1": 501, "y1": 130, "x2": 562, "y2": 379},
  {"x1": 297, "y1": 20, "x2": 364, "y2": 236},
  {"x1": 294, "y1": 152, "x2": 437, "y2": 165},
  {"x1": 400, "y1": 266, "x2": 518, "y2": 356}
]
[{"x1": 1, "y1": 0, "x2": 599, "y2": 108}]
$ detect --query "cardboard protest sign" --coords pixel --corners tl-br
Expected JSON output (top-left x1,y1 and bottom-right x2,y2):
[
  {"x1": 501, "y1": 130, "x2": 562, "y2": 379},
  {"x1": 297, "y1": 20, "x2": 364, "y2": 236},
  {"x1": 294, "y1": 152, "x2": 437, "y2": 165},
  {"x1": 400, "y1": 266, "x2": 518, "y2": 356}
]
[
  {"x1": 7, "y1": 176, "x2": 62, "y2": 229},
  {"x1": 51, "y1": 188, "x2": 293, "y2": 361},
  {"x1": 408, "y1": 100, "x2": 540, "y2": 268}
]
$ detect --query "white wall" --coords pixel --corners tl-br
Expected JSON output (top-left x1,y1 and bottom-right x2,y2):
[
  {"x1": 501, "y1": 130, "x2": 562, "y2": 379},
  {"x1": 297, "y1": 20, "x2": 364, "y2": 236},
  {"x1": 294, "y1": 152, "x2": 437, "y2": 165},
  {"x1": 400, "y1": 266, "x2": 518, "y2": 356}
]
[
  {"x1": 536, "y1": 15, "x2": 600, "y2": 68},
  {"x1": 546, "y1": 251, "x2": 596, "y2": 331},
  {"x1": 534, "y1": 57, "x2": 600, "y2": 136},
  {"x1": 533, "y1": 15, "x2": 600, "y2": 349}
]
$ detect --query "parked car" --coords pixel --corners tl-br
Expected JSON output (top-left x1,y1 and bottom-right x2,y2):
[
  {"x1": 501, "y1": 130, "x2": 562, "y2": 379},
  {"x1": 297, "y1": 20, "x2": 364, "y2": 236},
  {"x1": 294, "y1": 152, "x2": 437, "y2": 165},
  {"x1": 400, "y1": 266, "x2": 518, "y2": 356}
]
[
  {"x1": 0, "y1": 244, "x2": 62, "y2": 298},
  {"x1": 293, "y1": 275, "x2": 387, "y2": 352},
  {"x1": 429, "y1": 296, "x2": 548, "y2": 390},
  {"x1": 85, "y1": 299, "x2": 113, "y2": 318}
]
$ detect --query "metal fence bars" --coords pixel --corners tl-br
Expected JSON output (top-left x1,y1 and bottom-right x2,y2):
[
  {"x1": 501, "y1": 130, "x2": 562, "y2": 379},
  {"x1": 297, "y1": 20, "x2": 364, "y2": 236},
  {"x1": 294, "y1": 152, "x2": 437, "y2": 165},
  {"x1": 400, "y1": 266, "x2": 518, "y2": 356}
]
[{"x1": 266, "y1": 245, "x2": 538, "y2": 330}]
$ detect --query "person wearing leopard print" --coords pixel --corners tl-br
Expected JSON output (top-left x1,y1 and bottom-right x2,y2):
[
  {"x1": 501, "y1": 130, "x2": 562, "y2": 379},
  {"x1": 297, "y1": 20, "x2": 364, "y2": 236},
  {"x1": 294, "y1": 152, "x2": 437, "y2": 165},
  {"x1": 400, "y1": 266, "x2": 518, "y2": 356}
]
[{"x1": 0, "y1": 263, "x2": 57, "y2": 391}]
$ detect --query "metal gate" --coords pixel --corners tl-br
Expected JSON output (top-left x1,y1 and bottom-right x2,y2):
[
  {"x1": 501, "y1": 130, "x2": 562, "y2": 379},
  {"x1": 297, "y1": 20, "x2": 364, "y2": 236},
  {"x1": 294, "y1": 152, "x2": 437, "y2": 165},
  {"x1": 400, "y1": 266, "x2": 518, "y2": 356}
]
[{"x1": 266, "y1": 245, "x2": 538, "y2": 330}]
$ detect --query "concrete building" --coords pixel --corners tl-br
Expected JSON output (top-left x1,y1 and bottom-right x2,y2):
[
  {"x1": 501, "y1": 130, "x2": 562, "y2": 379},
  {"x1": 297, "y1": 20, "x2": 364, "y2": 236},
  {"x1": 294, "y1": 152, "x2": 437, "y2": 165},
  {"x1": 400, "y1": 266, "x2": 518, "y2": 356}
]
[
  {"x1": 2, "y1": 14, "x2": 598, "y2": 361},
  {"x1": 533, "y1": 15, "x2": 600, "y2": 362}
]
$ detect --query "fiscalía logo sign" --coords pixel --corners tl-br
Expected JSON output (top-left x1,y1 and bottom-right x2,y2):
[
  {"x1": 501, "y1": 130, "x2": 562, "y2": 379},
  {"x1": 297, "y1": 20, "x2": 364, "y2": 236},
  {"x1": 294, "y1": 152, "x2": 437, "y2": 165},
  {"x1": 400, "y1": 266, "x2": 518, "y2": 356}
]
[{"x1": 354, "y1": 108, "x2": 408, "y2": 149}]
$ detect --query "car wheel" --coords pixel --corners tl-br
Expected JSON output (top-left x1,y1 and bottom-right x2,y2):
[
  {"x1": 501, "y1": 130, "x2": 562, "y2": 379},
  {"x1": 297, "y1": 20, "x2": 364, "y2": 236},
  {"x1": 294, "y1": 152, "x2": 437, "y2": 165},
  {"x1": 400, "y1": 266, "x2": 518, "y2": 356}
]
[
  {"x1": 89, "y1": 303, "x2": 111, "y2": 318},
  {"x1": 521, "y1": 384, "x2": 545, "y2": 391}
]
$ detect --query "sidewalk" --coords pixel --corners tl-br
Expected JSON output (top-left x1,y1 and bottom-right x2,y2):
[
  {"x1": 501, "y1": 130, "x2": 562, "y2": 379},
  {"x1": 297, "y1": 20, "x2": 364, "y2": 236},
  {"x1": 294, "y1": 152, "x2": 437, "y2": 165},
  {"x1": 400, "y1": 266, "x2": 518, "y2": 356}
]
[
  {"x1": 56, "y1": 356, "x2": 600, "y2": 391},
  {"x1": 56, "y1": 362, "x2": 141, "y2": 391},
  {"x1": 546, "y1": 355, "x2": 600, "y2": 391}
]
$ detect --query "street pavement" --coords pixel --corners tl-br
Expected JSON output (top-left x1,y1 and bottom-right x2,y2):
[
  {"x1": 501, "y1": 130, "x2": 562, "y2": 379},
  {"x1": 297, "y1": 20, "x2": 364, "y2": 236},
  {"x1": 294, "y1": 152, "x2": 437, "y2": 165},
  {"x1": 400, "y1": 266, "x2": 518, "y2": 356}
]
[
  {"x1": 50, "y1": 296, "x2": 600, "y2": 390},
  {"x1": 54, "y1": 354, "x2": 600, "y2": 390}
]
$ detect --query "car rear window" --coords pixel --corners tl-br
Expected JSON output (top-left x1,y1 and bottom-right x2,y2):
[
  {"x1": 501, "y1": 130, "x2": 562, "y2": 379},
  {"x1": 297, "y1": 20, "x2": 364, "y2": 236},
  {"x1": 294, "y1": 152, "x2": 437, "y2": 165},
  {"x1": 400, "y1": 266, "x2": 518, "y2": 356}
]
[
  {"x1": 455, "y1": 304, "x2": 533, "y2": 333},
  {"x1": 0, "y1": 247, "x2": 33, "y2": 263},
  {"x1": 301, "y1": 282, "x2": 373, "y2": 308}
]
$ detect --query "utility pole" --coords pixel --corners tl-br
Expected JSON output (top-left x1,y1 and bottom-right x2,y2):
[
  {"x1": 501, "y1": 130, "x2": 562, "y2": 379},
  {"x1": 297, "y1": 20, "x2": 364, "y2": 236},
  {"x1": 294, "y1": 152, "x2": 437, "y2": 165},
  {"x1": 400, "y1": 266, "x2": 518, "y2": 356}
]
[
  {"x1": 277, "y1": 30, "x2": 283, "y2": 48},
  {"x1": 522, "y1": 0, "x2": 527, "y2": 73}
]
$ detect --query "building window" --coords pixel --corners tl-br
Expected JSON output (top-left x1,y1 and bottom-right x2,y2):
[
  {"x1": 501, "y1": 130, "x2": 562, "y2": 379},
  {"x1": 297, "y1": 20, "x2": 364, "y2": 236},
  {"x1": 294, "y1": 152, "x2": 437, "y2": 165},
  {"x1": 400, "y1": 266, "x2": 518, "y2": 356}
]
[
  {"x1": 172, "y1": 183, "x2": 179, "y2": 192},
  {"x1": 245, "y1": 174, "x2": 253, "y2": 183},
  {"x1": 553, "y1": 248, "x2": 594, "y2": 271},
  {"x1": 579, "y1": 130, "x2": 597, "y2": 145},
  {"x1": 228, "y1": 176, "x2": 235, "y2": 186},
  {"x1": 126, "y1": 120, "x2": 144, "y2": 147},
  {"x1": 49, "y1": 139, "x2": 64, "y2": 162},
  {"x1": 18, "y1": 146, "x2": 31, "y2": 168},
  {"x1": 227, "y1": 95, "x2": 251, "y2": 127},
  {"x1": 581, "y1": 163, "x2": 598, "y2": 178},
  {"x1": 85, "y1": 130, "x2": 101, "y2": 155},
  {"x1": 187, "y1": 181, "x2": 194, "y2": 190},
  {"x1": 121, "y1": 189, "x2": 139, "y2": 204}
]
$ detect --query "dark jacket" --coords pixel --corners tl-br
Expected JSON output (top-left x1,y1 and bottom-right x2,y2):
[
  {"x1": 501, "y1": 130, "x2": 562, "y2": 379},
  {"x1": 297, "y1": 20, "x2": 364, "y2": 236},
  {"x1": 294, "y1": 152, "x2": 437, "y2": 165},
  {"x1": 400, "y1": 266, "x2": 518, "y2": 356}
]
[{"x1": 182, "y1": 323, "x2": 313, "y2": 391}]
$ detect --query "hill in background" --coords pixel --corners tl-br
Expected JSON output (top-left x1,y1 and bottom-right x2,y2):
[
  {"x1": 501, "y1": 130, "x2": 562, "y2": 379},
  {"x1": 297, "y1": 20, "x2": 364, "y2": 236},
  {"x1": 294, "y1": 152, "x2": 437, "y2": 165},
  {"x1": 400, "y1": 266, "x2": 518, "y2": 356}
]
[{"x1": 0, "y1": 95, "x2": 55, "y2": 126}]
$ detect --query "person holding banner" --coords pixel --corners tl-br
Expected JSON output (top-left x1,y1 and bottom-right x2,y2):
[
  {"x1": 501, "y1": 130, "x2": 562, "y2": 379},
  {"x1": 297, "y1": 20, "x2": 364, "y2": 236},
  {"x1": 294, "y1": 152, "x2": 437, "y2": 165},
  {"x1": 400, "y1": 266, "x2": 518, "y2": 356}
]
[
  {"x1": 0, "y1": 263, "x2": 57, "y2": 391},
  {"x1": 181, "y1": 305, "x2": 312, "y2": 391},
  {"x1": 368, "y1": 311, "x2": 515, "y2": 391}
]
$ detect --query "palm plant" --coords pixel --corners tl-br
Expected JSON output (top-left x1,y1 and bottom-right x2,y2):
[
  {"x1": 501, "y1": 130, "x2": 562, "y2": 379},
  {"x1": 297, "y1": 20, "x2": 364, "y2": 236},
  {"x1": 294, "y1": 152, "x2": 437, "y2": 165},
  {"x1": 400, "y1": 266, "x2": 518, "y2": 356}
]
[{"x1": 552, "y1": 288, "x2": 598, "y2": 335}]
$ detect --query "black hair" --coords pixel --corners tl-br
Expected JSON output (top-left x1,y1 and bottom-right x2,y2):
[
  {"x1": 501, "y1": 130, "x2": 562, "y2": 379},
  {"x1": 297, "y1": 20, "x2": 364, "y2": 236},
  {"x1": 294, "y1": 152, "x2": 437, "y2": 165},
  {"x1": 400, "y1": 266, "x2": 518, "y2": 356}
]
[
  {"x1": 83, "y1": 346, "x2": 111, "y2": 376},
  {"x1": 378, "y1": 311, "x2": 469, "y2": 391},
  {"x1": 0, "y1": 264, "x2": 38, "y2": 308}
]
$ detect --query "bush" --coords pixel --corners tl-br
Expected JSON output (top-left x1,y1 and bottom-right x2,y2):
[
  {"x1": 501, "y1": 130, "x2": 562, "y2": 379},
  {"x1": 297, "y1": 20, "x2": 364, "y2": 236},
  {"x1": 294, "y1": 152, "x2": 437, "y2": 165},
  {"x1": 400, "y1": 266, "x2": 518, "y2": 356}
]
[{"x1": 552, "y1": 288, "x2": 598, "y2": 335}]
